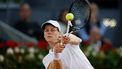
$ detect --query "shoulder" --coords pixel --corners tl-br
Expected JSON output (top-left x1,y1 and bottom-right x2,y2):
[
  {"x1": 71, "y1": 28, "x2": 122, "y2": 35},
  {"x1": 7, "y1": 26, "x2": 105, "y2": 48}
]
[
  {"x1": 65, "y1": 44, "x2": 80, "y2": 49},
  {"x1": 102, "y1": 38, "x2": 112, "y2": 45},
  {"x1": 101, "y1": 38, "x2": 113, "y2": 49},
  {"x1": 14, "y1": 20, "x2": 21, "y2": 25},
  {"x1": 31, "y1": 22, "x2": 41, "y2": 28},
  {"x1": 43, "y1": 54, "x2": 52, "y2": 63},
  {"x1": 42, "y1": 53, "x2": 54, "y2": 68},
  {"x1": 13, "y1": 20, "x2": 23, "y2": 28}
]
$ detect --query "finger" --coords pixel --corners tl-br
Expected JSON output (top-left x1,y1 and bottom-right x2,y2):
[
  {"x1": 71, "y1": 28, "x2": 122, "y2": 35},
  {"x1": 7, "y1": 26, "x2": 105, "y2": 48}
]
[
  {"x1": 55, "y1": 48, "x2": 63, "y2": 53},
  {"x1": 55, "y1": 43, "x2": 62, "y2": 46},
  {"x1": 56, "y1": 36, "x2": 62, "y2": 43},
  {"x1": 59, "y1": 48, "x2": 64, "y2": 52},
  {"x1": 63, "y1": 34, "x2": 68, "y2": 37},
  {"x1": 59, "y1": 42, "x2": 63, "y2": 45},
  {"x1": 63, "y1": 44, "x2": 66, "y2": 46},
  {"x1": 63, "y1": 36, "x2": 69, "y2": 40},
  {"x1": 60, "y1": 45, "x2": 65, "y2": 48},
  {"x1": 64, "y1": 36, "x2": 68, "y2": 39}
]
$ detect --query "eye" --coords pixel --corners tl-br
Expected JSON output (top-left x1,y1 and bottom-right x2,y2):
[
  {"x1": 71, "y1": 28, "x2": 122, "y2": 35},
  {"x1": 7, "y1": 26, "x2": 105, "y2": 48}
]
[
  {"x1": 51, "y1": 28, "x2": 57, "y2": 32},
  {"x1": 44, "y1": 29, "x2": 49, "y2": 32}
]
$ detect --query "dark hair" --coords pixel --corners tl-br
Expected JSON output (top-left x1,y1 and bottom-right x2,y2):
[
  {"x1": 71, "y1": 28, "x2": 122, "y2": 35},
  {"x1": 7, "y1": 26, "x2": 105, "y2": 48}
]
[
  {"x1": 19, "y1": 3, "x2": 31, "y2": 10},
  {"x1": 58, "y1": 8, "x2": 69, "y2": 22}
]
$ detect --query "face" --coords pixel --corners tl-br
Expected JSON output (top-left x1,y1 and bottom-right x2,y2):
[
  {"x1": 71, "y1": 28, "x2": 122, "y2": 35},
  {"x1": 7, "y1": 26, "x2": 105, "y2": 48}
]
[
  {"x1": 20, "y1": 4, "x2": 31, "y2": 20},
  {"x1": 89, "y1": 27, "x2": 101, "y2": 42},
  {"x1": 44, "y1": 25, "x2": 60, "y2": 43},
  {"x1": 90, "y1": 3, "x2": 98, "y2": 18}
]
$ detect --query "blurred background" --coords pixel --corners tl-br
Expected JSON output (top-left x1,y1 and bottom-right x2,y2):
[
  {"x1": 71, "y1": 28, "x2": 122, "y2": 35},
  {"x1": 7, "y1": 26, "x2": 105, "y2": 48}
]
[{"x1": 0, "y1": 0, "x2": 122, "y2": 69}]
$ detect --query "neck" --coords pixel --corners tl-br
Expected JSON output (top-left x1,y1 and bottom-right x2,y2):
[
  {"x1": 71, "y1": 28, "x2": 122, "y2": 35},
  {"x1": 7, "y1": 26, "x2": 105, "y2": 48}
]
[
  {"x1": 90, "y1": 15, "x2": 97, "y2": 23},
  {"x1": 90, "y1": 18, "x2": 97, "y2": 23},
  {"x1": 21, "y1": 18, "x2": 30, "y2": 22},
  {"x1": 48, "y1": 41, "x2": 55, "y2": 49}
]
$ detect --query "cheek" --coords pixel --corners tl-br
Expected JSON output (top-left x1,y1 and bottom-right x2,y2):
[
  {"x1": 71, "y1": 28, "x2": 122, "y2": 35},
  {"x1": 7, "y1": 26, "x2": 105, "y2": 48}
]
[
  {"x1": 54, "y1": 32, "x2": 60, "y2": 37},
  {"x1": 44, "y1": 33, "x2": 48, "y2": 40},
  {"x1": 51, "y1": 32, "x2": 60, "y2": 40}
]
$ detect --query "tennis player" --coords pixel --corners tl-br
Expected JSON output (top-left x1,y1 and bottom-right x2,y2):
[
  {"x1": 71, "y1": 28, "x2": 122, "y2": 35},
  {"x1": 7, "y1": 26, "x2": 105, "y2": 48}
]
[{"x1": 42, "y1": 20, "x2": 94, "y2": 69}]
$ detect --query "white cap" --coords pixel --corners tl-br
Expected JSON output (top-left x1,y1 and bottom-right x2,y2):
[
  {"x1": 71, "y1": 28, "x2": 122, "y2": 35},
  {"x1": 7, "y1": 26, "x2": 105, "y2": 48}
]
[{"x1": 41, "y1": 20, "x2": 61, "y2": 31}]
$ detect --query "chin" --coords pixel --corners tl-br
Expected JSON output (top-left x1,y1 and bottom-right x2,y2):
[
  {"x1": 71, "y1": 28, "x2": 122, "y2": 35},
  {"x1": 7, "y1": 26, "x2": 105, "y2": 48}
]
[{"x1": 45, "y1": 38, "x2": 53, "y2": 42}]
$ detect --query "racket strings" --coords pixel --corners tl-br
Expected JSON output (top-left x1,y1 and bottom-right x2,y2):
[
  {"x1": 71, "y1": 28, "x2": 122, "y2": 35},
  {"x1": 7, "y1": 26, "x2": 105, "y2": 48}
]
[
  {"x1": 71, "y1": 2, "x2": 88, "y2": 20},
  {"x1": 69, "y1": 0, "x2": 91, "y2": 32}
]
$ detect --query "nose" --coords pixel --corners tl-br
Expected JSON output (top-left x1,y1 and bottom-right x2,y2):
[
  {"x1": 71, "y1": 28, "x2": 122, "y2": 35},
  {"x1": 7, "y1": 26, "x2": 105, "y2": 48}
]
[{"x1": 47, "y1": 30, "x2": 52, "y2": 35}]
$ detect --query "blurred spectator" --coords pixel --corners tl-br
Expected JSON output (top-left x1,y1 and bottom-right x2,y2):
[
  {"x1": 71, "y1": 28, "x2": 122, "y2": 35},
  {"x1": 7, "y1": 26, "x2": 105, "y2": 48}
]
[
  {"x1": 85, "y1": 3, "x2": 100, "y2": 34},
  {"x1": 58, "y1": 8, "x2": 68, "y2": 34},
  {"x1": 13, "y1": 3, "x2": 43, "y2": 40},
  {"x1": 77, "y1": 3, "x2": 106, "y2": 40},
  {"x1": 0, "y1": 37, "x2": 5, "y2": 49},
  {"x1": 83, "y1": 27, "x2": 112, "y2": 53},
  {"x1": 0, "y1": 37, "x2": 7, "y2": 54}
]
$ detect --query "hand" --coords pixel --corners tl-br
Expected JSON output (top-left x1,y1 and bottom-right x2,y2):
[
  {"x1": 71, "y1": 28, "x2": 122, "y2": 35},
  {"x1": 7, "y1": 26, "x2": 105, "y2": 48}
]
[
  {"x1": 62, "y1": 35, "x2": 70, "y2": 44},
  {"x1": 53, "y1": 42, "x2": 65, "y2": 53}
]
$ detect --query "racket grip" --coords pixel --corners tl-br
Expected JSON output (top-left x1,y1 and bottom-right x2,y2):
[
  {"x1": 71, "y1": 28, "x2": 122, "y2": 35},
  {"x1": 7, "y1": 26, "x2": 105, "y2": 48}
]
[{"x1": 66, "y1": 21, "x2": 72, "y2": 35}]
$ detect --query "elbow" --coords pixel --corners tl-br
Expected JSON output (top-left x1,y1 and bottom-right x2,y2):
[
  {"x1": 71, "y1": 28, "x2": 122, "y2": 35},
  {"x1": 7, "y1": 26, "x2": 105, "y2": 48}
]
[
  {"x1": 69, "y1": 34, "x2": 82, "y2": 45},
  {"x1": 76, "y1": 38, "x2": 82, "y2": 45},
  {"x1": 76, "y1": 37, "x2": 82, "y2": 44},
  {"x1": 71, "y1": 39, "x2": 82, "y2": 45}
]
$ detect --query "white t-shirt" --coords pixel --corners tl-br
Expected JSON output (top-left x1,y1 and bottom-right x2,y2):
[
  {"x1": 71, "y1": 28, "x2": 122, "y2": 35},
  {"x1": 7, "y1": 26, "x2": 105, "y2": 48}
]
[{"x1": 43, "y1": 44, "x2": 94, "y2": 69}]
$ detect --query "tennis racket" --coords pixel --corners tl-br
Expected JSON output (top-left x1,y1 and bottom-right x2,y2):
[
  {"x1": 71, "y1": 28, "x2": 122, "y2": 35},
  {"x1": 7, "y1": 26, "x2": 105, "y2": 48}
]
[{"x1": 67, "y1": 0, "x2": 91, "y2": 34}]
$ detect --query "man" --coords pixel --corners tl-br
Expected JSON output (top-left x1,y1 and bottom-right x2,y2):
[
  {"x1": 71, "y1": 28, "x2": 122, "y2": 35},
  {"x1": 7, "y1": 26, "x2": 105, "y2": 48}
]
[
  {"x1": 13, "y1": 3, "x2": 43, "y2": 40},
  {"x1": 42, "y1": 20, "x2": 94, "y2": 69},
  {"x1": 88, "y1": 27, "x2": 112, "y2": 53},
  {"x1": 77, "y1": 3, "x2": 106, "y2": 41}
]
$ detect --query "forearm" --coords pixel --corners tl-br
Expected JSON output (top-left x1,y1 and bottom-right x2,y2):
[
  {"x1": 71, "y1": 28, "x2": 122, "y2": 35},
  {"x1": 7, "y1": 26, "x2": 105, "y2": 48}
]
[{"x1": 69, "y1": 34, "x2": 82, "y2": 45}]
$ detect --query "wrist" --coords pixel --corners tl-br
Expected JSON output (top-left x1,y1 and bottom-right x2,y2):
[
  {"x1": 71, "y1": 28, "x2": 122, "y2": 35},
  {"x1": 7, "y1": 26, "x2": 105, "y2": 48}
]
[{"x1": 52, "y1": 48, "x2": 60, "y2": 59}]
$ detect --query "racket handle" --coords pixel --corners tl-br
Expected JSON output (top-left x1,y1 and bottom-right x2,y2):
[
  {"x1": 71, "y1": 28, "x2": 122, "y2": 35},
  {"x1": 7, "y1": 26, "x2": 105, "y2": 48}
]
[
  {"x1": 69, "y1": 31, "x2": 73, "y2": 34},
  {"x1": 66, "y1": 21, "x2": 72, "y2": 35}
]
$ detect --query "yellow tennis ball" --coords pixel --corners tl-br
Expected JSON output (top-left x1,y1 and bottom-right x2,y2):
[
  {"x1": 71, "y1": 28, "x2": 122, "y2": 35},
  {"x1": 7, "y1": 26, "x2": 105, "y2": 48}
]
[{"x1": 65, "y1": 13, "x2": 74, "y2": 21}]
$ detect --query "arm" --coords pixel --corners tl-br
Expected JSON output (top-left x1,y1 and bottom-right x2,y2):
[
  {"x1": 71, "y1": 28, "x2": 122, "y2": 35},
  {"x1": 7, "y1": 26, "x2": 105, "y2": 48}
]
[
  {"x1": 63, "y1": 34, "x2": 82, "y2": 45},
  {"x1": 69, "y1": 34, "x2": 82, "y2": 45},
  {"x1": 48, "y1": 42, "x2": 64, "y2": 69}
]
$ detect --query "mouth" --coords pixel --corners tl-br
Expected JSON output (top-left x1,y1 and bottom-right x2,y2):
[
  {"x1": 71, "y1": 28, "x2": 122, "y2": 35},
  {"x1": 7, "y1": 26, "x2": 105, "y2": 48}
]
[{"x1": 47, "y1": 36, "x2": 53, "y2": 38}]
